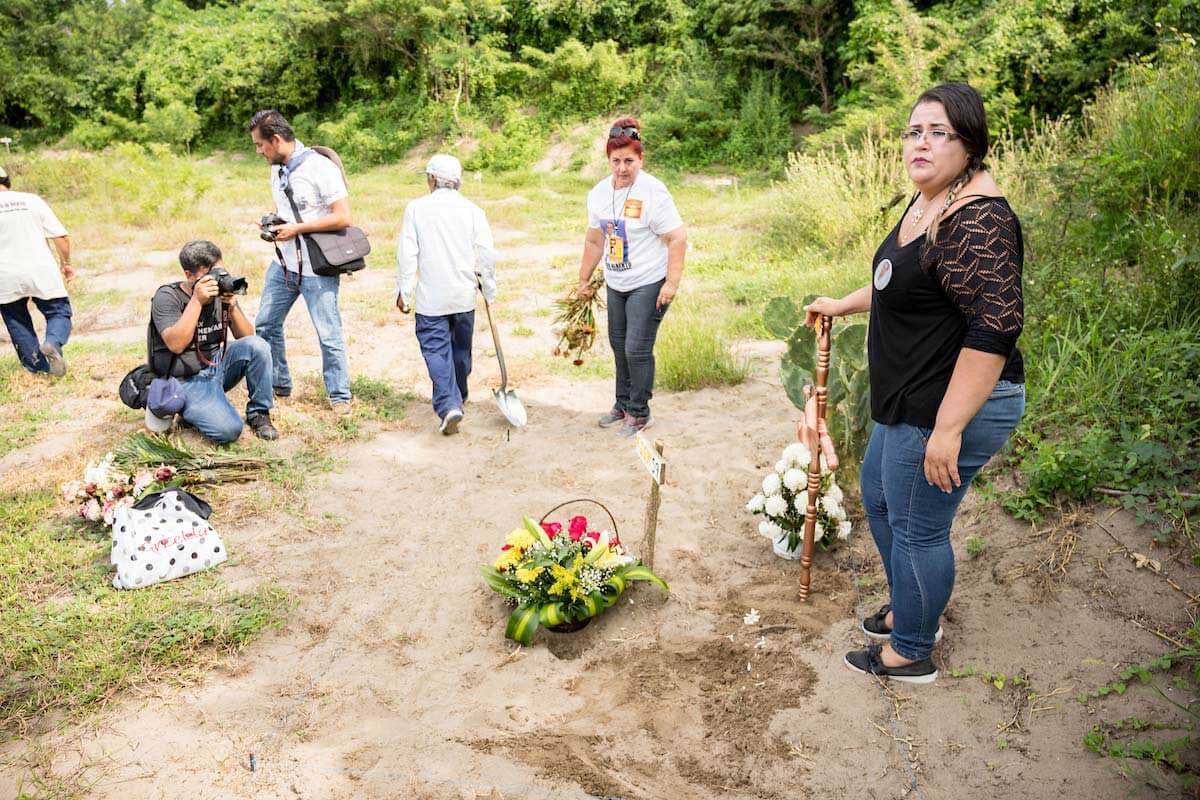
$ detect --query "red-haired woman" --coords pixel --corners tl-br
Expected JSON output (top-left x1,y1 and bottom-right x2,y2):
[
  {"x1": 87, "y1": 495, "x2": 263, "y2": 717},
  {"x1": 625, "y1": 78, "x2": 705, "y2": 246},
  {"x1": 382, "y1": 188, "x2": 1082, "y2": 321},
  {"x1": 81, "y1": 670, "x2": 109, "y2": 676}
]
[{"x1": 577, "y1": 117, "x2": 687, "y2": 436}]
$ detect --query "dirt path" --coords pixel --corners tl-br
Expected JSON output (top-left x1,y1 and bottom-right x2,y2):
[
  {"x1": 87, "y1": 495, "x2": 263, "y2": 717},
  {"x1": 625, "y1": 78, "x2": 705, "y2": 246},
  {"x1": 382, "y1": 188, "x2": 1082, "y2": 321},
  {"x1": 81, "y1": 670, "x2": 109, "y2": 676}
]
[{"x1": 2, "y1": 217, "x2": 1197, "y2": 799}]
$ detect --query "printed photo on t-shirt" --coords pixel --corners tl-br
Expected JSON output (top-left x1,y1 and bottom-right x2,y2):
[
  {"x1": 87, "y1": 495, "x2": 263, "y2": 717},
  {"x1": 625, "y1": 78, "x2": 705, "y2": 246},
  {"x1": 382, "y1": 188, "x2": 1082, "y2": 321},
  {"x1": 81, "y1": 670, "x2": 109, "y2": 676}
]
[{"x1": 598, "y1": 218, "x2": 631, "y2": 271}]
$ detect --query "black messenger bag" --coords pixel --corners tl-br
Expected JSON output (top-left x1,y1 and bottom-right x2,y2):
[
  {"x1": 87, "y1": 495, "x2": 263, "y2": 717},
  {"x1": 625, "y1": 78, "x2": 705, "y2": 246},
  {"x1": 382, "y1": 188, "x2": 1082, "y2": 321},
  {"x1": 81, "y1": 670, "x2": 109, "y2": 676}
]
[
  {"x1": 278, "y1": 149, "x2": 371, "y2": 276},
  {"x1": 303, "y1": 226, "x2": 371, "y2": 276}
]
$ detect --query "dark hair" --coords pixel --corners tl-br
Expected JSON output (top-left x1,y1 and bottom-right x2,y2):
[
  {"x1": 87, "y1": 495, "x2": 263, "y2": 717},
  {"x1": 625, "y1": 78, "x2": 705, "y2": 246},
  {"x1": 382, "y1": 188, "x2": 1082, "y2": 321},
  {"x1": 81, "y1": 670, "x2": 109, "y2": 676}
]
[
  {"x1": 606, "y1": 115, "x2": 644, "y2": 157},
  {"x1": 0, "y1": 167, "x2": 9, "y2": 189},
  {"x1": 913, "y1": 83, "x2": 988, "y2": 251},
  {"x1": 911, "y1": 83, "x2": 988, "y2": 172},
  {"x1": 248, "y1": 109, "x2": 295, "y2": 143},
  {"x1": 179, "y1": 240, "x2": 222, "y2": 274}
]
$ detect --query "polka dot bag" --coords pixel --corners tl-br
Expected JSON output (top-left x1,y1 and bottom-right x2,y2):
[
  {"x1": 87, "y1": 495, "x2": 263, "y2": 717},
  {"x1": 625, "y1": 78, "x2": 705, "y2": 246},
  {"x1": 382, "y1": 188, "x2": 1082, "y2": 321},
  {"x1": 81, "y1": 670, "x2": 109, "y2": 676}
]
[{"x1": 110, "y1": 490, "x2": 228, "y2": 589}]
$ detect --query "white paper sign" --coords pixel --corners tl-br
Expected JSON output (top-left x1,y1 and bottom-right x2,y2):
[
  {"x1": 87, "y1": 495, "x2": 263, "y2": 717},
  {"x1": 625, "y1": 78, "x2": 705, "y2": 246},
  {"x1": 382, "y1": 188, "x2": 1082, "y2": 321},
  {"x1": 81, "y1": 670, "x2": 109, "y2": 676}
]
[{"x1": 636, "y1": 433, "x2": 665, "y2": 485}]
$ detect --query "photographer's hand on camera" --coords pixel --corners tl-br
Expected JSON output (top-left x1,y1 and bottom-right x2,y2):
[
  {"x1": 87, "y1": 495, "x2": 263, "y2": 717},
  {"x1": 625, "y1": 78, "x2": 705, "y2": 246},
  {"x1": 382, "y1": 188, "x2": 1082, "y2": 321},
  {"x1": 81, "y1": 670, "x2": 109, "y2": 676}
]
[{"x1": 192, "y1": 274, "x2": 220, "y2": 306}]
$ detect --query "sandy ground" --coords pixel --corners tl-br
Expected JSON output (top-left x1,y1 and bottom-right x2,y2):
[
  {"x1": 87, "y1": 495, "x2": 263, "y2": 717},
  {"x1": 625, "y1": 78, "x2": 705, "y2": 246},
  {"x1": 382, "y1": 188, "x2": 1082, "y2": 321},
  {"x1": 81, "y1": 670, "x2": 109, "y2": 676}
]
[{"x1": 2, "y1": 217, "x2": 1198, "y2": 799}]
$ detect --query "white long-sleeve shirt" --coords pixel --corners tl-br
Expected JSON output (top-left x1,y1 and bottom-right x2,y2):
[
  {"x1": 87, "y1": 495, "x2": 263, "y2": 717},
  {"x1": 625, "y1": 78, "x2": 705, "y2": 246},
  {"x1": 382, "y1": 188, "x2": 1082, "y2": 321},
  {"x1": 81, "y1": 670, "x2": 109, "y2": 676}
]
[{"x1": 396, "y1": 188, "x2": 497, "y2": 316}]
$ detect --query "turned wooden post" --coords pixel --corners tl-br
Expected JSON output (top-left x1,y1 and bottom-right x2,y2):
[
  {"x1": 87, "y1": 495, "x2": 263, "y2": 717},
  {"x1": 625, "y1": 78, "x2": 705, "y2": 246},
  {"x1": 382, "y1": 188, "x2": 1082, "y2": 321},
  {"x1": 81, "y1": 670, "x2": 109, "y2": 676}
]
[{"x1": 798, "y1": 315, "x2": 832, "y2": 602}]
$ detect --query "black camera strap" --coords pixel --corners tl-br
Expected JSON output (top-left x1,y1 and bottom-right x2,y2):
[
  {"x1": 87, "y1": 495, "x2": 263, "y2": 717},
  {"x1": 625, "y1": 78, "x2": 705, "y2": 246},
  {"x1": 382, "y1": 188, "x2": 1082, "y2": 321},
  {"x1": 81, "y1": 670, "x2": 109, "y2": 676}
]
[
  {"x1": 196, "y1": 300, "x2": 230, "y2": 368},
  {"x1": 278, "y1": 166, "x2": 306, "y2": 289}
]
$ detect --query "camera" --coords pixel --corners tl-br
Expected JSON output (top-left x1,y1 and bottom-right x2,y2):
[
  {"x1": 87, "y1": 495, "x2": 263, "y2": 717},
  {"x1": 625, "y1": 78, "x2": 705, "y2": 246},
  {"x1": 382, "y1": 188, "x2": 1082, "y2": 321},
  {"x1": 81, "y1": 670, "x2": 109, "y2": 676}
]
[
  {"x1": 259, "y1": 213, "x2": 287, "y2": 242},
  {"x1": 208, "y1": 267, "x2": 248, "y2": 296}
]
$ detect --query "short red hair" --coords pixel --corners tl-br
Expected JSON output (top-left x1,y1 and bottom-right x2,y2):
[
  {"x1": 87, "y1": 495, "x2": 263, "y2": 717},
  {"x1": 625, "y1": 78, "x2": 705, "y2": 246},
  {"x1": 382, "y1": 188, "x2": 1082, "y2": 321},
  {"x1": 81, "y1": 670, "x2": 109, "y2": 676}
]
[{"x1": 605, "y1": 116, "x2": 644, "y2": 156}]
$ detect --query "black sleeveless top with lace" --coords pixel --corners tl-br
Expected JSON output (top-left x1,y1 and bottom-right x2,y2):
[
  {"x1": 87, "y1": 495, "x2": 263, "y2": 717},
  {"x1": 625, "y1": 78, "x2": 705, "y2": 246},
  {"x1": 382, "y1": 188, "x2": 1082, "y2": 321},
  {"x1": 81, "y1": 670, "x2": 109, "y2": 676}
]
[{"x1": 867, "y1": 195, "x2": 1025, "y2": 428}]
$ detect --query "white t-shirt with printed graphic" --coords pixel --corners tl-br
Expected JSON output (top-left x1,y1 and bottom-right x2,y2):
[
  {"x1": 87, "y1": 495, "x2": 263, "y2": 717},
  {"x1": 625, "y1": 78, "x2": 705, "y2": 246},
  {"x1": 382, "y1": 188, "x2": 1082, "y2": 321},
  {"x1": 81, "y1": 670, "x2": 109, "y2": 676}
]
[
  {"x1": 0, "y1": 190, "x2": 69, "y2": 305},
  {"x1": 586, "y1": 171, "x2": 683, "y2": 292},
  {"x1": 270, "y1": 144, "x2": 349, "y2": 278}
]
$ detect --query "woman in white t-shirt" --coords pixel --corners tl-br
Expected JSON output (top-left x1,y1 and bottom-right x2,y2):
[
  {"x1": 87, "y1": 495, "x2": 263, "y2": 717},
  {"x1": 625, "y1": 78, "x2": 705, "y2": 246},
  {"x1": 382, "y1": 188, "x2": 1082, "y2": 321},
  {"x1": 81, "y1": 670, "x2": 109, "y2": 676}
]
[{"x1": 577, "y1": 116, "x2": 687, "y2": 436}]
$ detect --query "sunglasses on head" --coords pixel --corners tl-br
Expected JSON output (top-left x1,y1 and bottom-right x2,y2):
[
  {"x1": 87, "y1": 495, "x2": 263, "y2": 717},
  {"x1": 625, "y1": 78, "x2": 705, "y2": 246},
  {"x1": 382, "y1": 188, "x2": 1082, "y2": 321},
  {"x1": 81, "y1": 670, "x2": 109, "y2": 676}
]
[{"x1": 609, "y1": 126, "x2": 641, "y2": 140}]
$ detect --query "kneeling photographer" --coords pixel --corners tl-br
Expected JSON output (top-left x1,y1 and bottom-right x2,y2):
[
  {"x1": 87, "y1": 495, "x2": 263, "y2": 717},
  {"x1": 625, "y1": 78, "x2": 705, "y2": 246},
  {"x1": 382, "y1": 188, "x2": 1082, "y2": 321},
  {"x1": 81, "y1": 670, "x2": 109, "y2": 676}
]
[{"x1": 148, "y1": 240, "x2": 278, "y2": 443}]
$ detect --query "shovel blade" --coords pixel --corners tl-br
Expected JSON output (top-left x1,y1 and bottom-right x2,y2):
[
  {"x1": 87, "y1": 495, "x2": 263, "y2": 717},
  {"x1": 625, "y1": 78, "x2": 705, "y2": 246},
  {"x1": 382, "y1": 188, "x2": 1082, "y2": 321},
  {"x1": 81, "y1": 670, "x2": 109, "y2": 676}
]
[{"x1": 494, "y1": 389, "x2": 527, "y2": 427}]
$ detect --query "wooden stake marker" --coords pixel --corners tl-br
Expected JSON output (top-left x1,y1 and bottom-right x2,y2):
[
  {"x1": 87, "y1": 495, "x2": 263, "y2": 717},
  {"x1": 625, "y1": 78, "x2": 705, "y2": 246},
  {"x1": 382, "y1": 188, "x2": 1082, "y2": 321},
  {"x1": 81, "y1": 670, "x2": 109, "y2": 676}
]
[{"x1": 636, "y1": 434, "x2": 667, "y2": 570}]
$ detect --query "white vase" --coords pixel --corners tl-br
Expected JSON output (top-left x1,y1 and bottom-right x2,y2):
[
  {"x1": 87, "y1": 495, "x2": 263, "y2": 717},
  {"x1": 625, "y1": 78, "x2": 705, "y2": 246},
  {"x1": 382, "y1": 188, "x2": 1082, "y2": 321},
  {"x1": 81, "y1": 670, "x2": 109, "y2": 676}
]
[{"x1": 772, "y1": 535, "x2": 803, "y2": 561}]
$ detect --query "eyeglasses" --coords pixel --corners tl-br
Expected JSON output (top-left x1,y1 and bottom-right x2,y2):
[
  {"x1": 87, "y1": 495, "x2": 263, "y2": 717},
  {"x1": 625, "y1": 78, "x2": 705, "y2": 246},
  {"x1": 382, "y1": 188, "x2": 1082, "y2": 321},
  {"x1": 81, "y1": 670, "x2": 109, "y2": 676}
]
[
  {"x1": 609, "y1": 126, "x2": 641, "y2": 140},
  {"x1": 899, "y1": 128, "x2": 960, "y2": 144}
]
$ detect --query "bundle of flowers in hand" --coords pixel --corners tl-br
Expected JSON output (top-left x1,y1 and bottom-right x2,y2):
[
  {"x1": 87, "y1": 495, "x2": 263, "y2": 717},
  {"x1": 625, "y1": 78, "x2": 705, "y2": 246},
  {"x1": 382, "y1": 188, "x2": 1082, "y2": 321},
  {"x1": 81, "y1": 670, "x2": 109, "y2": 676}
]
[
  {"x1": 746, "y1": 441, "x2": 851, "y2": 560},
  {"x1": 481, "y1": 513, "x2": 668, "y2": 645},
  {"x1": 62, "y1": 452, "x2": 177, "y2": 528},
  {"x1": 551, "y1": 271, "x2": 605, "y2": 365}
]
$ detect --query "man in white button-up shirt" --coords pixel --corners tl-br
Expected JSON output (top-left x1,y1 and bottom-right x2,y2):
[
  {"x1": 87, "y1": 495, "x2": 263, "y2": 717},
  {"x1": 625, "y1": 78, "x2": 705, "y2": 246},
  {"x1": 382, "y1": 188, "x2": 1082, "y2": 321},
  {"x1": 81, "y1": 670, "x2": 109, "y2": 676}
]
[{"x1": 396, "y1": 155, "x2": 497, "y2": 435}]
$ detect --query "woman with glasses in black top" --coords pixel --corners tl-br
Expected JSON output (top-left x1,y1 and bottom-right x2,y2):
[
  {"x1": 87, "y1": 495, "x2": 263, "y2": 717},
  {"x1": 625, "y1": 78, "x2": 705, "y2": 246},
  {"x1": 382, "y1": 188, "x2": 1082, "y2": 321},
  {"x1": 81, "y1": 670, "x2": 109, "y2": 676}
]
[
  {"x1": 805, "y1": 84, "x2": 1026, "y2": 684},
  {"x1": 577, "y1": 116, "x2": 687, "y2": 437}
]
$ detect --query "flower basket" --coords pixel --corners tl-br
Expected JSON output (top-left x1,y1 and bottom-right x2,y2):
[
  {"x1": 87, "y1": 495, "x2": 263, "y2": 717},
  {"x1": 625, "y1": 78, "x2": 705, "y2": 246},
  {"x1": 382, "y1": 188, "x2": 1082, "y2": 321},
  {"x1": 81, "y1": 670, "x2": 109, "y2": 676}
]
[{"x1": 480, "y1": 498, "x2": 668, "y2": 645}]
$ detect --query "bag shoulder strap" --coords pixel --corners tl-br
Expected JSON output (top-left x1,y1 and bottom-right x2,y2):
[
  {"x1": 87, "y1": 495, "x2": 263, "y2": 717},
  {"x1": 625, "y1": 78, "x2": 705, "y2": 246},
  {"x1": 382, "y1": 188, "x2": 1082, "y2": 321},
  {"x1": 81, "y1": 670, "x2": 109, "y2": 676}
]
[
  {"x1": 277, "y1": 167, "x2": 306, "y2": 275},
  {"x1": 310, "y1": 145, "x2": 349, "y2": 188}
]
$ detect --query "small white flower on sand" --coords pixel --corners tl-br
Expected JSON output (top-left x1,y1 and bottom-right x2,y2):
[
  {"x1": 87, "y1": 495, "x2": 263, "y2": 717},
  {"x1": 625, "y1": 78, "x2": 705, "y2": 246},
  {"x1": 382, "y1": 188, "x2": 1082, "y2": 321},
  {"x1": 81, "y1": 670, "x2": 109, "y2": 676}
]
[
  {"x1": 762, "y1": 473, "x2": 782, "y2": 496},
  {"x1": 782, "y1": 468, "x2": 806, "y2": 492},
  {"x1": 743, "y1": 608, "x2": 761, "y2": 625},
  {"x1": 758, "y1": 520, "x2": 774, "y2": 538},
  {"x1": 746, "y1": 493, "x2": 766, "y2": 513},
  {"x1": 838, "y1": 520, "x2": 852, "y2": 540},
  {"x1": 755, "y1": 636, "x2": 767, "y2": 649},
  {"x1": 765, "y1": 495, "x2": 788, "y2": 517}
]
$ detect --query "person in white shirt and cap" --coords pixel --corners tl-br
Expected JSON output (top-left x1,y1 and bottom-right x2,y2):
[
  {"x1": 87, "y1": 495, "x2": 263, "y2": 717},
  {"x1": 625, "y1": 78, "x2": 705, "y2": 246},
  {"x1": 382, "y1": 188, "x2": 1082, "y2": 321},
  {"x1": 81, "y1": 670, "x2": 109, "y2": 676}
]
[{"x1": 396, "y1": 154, "x2": 497, "y2": 435}]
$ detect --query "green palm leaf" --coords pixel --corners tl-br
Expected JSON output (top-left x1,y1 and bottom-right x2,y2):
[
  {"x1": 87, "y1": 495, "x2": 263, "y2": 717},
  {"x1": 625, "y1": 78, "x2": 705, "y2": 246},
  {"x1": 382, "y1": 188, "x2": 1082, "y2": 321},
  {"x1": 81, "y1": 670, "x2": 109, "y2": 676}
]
[
  {"x1": 617, "y1": 563, "x2": 669, "y2": 594},
  {"x1": 479, "y1": 566, "x2": 524, "y2": 599},
  {"x1": 505, "y1": 603, "x2": 541, "y2": 645}
]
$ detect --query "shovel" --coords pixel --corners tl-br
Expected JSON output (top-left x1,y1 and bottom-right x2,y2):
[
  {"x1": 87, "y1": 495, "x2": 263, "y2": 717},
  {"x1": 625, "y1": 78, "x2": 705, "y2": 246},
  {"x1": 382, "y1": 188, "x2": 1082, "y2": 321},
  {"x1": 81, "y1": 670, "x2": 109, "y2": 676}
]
[{"x1": 478, "y1": 278, "x2": 527, "y2": 428}]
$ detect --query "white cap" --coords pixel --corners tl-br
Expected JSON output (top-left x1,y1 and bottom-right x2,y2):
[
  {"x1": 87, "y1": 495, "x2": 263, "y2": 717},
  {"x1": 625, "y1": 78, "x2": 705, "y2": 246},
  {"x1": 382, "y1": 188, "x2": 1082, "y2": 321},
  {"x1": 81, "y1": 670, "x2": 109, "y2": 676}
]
[
  {"x1": 144, "y1": 406, "x2": 174, "y2": 433},
  {"x1": 425, "y1": 154, "x2": 463, "y2": 183}
]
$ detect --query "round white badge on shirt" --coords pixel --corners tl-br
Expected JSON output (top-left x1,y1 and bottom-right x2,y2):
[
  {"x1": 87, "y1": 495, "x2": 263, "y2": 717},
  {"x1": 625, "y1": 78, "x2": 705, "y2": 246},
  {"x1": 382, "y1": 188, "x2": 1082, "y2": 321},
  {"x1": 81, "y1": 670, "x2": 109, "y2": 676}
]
[{"x1": 873, "y1": 258, "x2": 893, "y2": 291}]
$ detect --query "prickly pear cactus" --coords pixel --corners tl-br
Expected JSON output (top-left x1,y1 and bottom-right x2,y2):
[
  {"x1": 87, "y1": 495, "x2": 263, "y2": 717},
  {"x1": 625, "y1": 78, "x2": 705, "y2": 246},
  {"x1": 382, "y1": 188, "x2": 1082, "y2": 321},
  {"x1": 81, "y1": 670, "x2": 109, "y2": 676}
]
[{"x1": 764, "y1": 295, "x2": 873, "y2": 466}]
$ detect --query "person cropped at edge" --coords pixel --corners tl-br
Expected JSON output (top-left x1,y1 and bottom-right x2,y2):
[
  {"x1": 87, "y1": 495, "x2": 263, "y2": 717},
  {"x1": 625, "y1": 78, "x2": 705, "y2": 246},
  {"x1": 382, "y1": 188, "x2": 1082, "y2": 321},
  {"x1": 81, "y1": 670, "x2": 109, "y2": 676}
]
[
  {"x1": 805, "y1": 83, "x2": 1025, "y2": 684},
  {"x1": 396, "y1": 154, "x2": 497, "y2": 435},
  {"x1": 149, "y1": 240, "x2": 279, "y2": 443},
  {"x1": 0, "y1": 164, "x2": 74, "y2": 376},
  {"x1": 577, "y1": 116, "x2": 686, "y2": 437},
  {"x1": 248, "y1": 109, "x2": 355, "y2": 418}
]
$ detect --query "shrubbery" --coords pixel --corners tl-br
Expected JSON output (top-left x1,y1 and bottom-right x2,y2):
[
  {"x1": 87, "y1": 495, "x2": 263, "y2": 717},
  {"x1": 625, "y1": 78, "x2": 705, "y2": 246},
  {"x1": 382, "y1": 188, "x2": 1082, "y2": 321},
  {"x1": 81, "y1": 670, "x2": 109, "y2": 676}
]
[{"x1": 5, "y1": 0, "x2": 1193, "y2": 173}]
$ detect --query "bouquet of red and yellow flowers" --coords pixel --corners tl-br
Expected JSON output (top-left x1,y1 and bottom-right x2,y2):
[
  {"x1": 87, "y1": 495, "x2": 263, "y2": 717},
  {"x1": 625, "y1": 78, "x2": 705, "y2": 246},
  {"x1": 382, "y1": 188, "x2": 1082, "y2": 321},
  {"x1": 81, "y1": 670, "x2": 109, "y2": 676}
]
[{"x1": 481, "y1": 513, "x2": 667, "y2": 644}]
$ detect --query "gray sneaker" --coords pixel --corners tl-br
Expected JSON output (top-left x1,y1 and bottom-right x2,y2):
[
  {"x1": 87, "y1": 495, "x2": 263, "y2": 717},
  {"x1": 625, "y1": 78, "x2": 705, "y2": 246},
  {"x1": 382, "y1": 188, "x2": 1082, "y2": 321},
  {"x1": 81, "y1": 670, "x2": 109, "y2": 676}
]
[
  {"x1": 39, "y1": 342, "x2": 66, "y2": 377},
  {"x1": 440, "y1": 408, "x2": 463, "y2": 435},
  {"x1": 598, "y1": 408, "x2": 626, "y2": 428},
  {"x1": 617, "y1": 415, "x2": 652, "y2": 438}
]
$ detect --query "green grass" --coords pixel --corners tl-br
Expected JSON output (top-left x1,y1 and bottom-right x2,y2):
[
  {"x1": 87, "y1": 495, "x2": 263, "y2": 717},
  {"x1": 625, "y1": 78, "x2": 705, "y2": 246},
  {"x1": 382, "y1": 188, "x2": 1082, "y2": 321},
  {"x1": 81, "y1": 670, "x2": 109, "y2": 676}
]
[
  {"x1": 0, "y1": 487, "x2": 287, "y2": 734},
  {"x1": 655, "y1": 303, "x2": 749, "y2": 391}
]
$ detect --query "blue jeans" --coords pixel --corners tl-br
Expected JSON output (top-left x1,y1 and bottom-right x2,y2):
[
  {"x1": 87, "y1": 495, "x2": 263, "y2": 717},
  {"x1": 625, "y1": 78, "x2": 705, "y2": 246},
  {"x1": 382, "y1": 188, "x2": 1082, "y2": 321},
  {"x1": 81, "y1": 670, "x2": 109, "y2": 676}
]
[
  {"x1": 254, "y1": 262, "x2": 351, "y2": 403},
  {"x1": 860, "y1": 380, "x2": 1025, "y2": 661},
  {"x1": 607, "y1": 279, "x2": 669, "y2": 419},
  {"x1": 414, "y1": 311, "x2": 474, "y2": 419},
  {"x1": 1, "y1": 296, "x2": 72, "y2": 373},
  {"x1": 178, "y1": 336, "x2": 274, "y2": 444}
]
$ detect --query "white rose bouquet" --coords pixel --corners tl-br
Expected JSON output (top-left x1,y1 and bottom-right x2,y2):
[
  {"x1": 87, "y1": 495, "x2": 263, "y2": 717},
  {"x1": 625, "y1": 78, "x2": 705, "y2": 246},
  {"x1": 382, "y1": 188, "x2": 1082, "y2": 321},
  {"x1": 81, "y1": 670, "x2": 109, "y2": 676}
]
[{"x1": 746, "y1": 441, "x2": 851, "y2": 559}]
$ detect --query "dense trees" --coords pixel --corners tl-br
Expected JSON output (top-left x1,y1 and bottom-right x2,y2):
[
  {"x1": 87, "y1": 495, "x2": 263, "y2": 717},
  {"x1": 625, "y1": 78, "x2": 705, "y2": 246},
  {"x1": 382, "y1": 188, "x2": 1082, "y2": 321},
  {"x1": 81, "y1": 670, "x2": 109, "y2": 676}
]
[{"x1": 0, "y1": 0, "x2": 1195, "y2": 167}]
